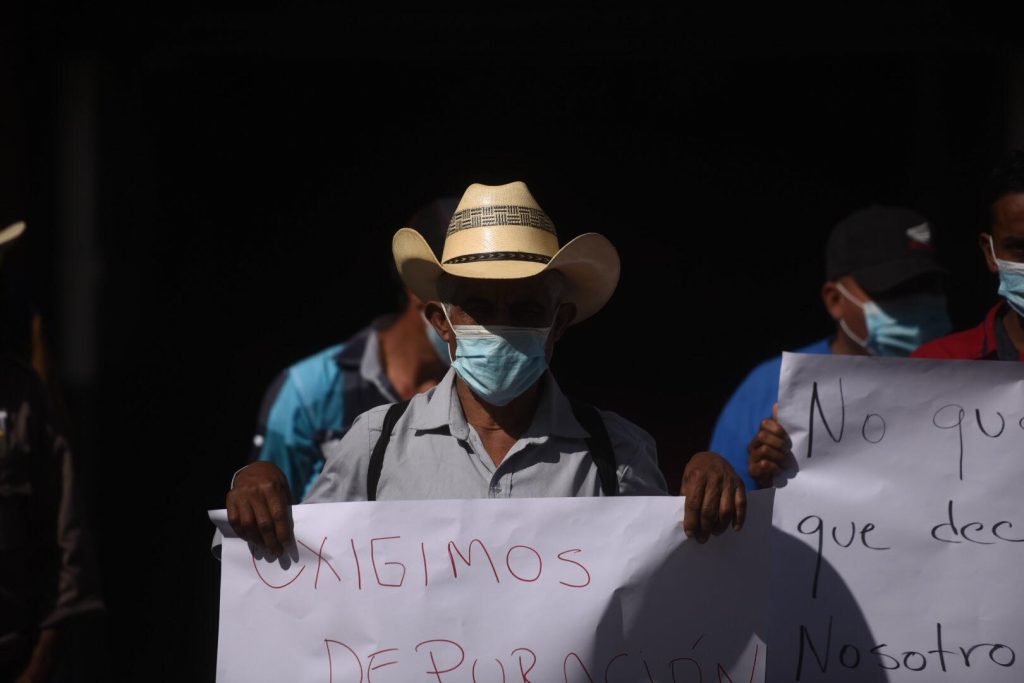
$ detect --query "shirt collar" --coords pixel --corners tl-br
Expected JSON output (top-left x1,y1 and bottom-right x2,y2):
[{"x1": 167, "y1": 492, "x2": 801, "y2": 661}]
[
  {"x1": 335, "y1": 317, "x2": 399, "y2": 401},
  {"x1": 408, "y1": 369, "x2": 463, "y2": 435},
  {"x1": 409, "y1": 369, "x2": 590, "y2": 441}
]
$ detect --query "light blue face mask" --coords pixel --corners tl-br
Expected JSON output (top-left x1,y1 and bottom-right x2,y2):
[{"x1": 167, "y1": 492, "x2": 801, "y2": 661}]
[
  {"x1": 443, "y1": 307, "x2": 551, "y2": 406},
  {"x1": 422, "y1": 313, "x2": 452, "y2": 367},
  {"x1": 990, "y1": 236, "x2": 1024, "y2": 316},
  {"x1": 837, "y1": 282, "x2": 952, "y2": 357}
]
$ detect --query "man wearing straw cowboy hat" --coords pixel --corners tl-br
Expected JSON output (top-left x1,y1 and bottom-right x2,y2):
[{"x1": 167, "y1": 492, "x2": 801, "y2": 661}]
[{"x1": 226, "y1": 182, "x2": 746, "y2": 559}]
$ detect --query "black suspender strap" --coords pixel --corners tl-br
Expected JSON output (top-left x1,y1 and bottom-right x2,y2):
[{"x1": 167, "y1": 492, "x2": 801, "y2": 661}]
[
  {"x1": 366, "y1": 400, "x2": 410, "y2": 501},
  {"x1": 568, "y1": 399, "x2": 619, "y2": 496}
]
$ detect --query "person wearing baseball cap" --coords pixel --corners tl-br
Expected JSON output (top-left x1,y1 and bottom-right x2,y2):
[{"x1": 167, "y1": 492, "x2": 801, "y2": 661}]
[
  {"x1": 913, "y1": 150, "x2": 1024, "y2": 362},
  {"x1": 225, "y1": 181, "x2": 745, "y2": 561},
  {"x1": 711, "y1": 205, "x2": 952, "y2": 490}
]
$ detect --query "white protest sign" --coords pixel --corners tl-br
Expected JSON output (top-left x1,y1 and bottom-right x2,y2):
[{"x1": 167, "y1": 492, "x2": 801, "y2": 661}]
[
  {"x1": 771, "y1": 353, "x2": 1024, "y2": 682},
  {"x1": 212, "y1": 494, "x2": 773, "y2": 682}
]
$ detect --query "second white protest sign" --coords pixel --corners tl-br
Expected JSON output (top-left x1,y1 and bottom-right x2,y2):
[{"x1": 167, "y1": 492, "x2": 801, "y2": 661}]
[{"x1": 771, "y1": 353, "x2": 1024, "y2": 683}]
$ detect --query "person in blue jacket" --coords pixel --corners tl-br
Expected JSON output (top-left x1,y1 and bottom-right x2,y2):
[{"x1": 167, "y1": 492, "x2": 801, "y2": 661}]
[
  {"x1": 710, "y1": 205, "x2": 952, "y2": 490},
  {"x1": 249, "y1": 198, "x2": 456, "y2": 502}
]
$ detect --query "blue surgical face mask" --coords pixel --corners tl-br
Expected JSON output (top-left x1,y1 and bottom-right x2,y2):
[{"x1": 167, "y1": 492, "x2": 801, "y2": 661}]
[
  {"x1": 422, "y1": 312, "x2": 452, "y2": 367},
  {"x1": 990, "y1": 236, "x2": 1024, "y2": 316},
  {"x1": 836, "y1": 282, "x2": 952, "y2": 357},
  {"x1": 443, "y1": 306, "x2": 551, "y2": 406}
]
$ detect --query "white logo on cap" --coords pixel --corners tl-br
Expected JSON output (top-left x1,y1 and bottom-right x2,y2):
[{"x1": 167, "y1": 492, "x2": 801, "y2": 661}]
[{"x1": 906, "y1": 223, "x2": 931, "y2": 244}]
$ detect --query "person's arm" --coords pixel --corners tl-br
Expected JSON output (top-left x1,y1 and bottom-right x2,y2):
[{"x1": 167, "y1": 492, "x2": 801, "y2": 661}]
[
  {"x1": 19, "y1": 388, "x2": 102, "y2": 682},
  {"x1": 48, "y1": 431, "x2": 104, "y2": 623},
  {"x1": 252, "y1": 371, "x2": 322, "y2": 503},
  {"x1": 709, "y1": 365, "x2": 778, "y2": 492},
  {"x1": 708, "y1": 402, "x2": 759, "y2": 492}
]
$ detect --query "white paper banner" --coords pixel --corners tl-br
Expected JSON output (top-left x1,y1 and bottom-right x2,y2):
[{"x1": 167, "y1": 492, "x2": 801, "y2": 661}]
[
  {"x1": 212, "y1": 493, "x2": 773, "y2": 682},
  {"x1": 771, "y1": 353, "x2": 1024, "y2": 682}
]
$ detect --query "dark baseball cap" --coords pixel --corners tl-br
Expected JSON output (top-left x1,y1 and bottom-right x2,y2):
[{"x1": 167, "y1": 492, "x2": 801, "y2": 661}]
[{"x1": 825, "y1": 205, "x2": 944, "y2": 295}]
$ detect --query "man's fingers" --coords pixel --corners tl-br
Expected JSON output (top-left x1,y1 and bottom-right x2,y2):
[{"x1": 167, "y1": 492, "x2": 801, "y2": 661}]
[
  {"x1": 263, "y1": 487, "x2": 296, "y2": 551},
  {"x1": 733, "y1": 484, "x2": 747, "y2": 531},
  {"x1": 754, "y1": 462, "x2": 779, "y2": 488},
  {"x1": 749, "y1": 459, "x2": 779, "y2": 488},
  {"x1": 699, "y1": 477, "x2": 724, "y2": 542},
  {"x1": 753, "y1": 443, "x2": 788, "y2": 465},
  {"x1": 251, "y1": 497, "x2": 284, "y2": 559},
  {"x1": 750, "y1": 444, "x2": 786, "y2": 468},
  {"x1": 747, "y1": 423, "x2": 791, "y2": 477},
  {"x1": 759, "y1": 418, "x2": 791, "y2": 444},
  {"x1": 224, "y1": 462, "x2": 295, "y2": 559},
  {"x1": 752, "y1": 460, "x2": 780, "y2": 478},
  {"x1": 683, "y1": 475, "x2": 706, "y2": 540},
  {"x1": 714, "y1": 483, "x2": 734, "y2": 535},
  {"x1": 230, "y1": 494, "x2": 258, "y2": 544},
  {"x1": 226, "y1": 492, "x2": 243, "y2": 538},
  {"x1": 756, "y1": 430, "x2": 789, "y2": 453}
]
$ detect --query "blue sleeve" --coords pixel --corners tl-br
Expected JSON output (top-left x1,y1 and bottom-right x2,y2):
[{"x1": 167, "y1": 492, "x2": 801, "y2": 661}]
[
  {"x1": 709, "y1": 357, "x2": 782, "y2": 491},
  {"x1": 250, "y1": 345, "x2": 347, "y2": 501},
  {"x1": 254, "y1": 370, "x2": 325, "y2": 503}
]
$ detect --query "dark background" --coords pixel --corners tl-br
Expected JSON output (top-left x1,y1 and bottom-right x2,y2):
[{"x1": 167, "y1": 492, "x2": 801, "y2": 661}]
[{"x1": 2, "y1": 3, "x2": 1023, "y2": 680}]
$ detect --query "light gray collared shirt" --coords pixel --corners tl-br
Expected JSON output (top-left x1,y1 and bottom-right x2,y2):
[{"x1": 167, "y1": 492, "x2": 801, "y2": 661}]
[{"x1": 304, "y1": 369, "x2": 668, "y2": 502}]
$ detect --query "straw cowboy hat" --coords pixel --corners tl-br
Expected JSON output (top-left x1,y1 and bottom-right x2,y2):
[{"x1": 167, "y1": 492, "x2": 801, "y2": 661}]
[
  {"x1": 392, "y1": 182, "x2": 620, "y2": 324},
  {"x1": 0, "y1": 221, "x2": 26, "y2": 255}
]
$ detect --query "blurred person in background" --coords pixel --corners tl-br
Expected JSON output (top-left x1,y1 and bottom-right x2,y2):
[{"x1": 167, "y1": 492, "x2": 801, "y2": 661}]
[
  {"x1": 0, "y1": 222, "x2": 64, "y2": 424},
  {"x1": 914, "y1": 150, "x2": 1024, "y2": 362},
  {"x1": 711, "y1": 206, "x2": 951, "y2": 489},
  {"x1": 248, "y1": 199, "x2": 456, "y2": 502},
  {"x1": 0, "y1": 222, "x2": 103, "y2": 683}
]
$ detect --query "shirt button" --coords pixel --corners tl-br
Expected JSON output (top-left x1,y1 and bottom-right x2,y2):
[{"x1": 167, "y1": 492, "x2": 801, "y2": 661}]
[{"x1": 489, "y1": 485, "x2": 502, "y2": 497}]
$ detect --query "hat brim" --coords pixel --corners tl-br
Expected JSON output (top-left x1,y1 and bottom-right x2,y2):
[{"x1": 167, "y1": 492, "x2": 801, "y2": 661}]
[
  {"x1": 851, "y1": 254, "x2": 945, "y2": 295},
  {"x1": 393, "y1": 228, "x2": 620, "y2": 324},
  {"x1": 0, "y1": 222, "x2": 26, "y2": 249}
]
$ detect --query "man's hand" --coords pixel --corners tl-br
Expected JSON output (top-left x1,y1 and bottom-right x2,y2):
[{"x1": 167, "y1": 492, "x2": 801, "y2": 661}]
[
  {"x1": 681, "y1": 451, "x2": 746, "y2": 543},
  {"x1": 226, "y1": 461, "x2": 294, "y2": 559},
  {"x1": 747, "y1": 403, "x2": 793, "y2": 488}
]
